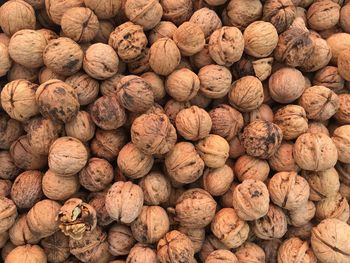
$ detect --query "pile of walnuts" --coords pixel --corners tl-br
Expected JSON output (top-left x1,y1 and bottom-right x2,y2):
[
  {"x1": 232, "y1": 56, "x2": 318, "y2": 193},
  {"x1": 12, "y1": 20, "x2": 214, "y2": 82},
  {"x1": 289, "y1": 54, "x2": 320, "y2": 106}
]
[{"x1": 0, "y1": 0, "x2": 350, "y2": 262}]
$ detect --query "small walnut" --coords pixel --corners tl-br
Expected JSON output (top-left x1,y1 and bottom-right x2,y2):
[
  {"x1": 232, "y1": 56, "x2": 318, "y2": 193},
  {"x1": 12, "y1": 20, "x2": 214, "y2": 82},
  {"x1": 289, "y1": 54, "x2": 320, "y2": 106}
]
[
  {"x1": 127, "y1": 48, "x2": 150, "y2": 75},
  {"x1": 0, "y1": 197, "x2": 17, "y2": 234},
  {"x1": 294, "y1": 132, "x2": 338, "y2": 171},
  {"x1": 175, "y1": 188, "x2": 217, "y2": 228},
  {"x1": 299, "y1": 86, "x2": 339, "y2": 121},
  {"x1": 140, "y1": 72, "x2": 165, "y2": 101},
  {"x1": 0, "y1": 0, "x2": 36, "y2": 36},
  {"x1": 340, "y1": 4, "x2": 350, "y2": 33},
  {"x1": 65, "y1": 73, "x2": 99, "y2": 106},
  {"x1": 7, "y1": 63, "x2": 38, "y2": 83},
  {"x1": 9, "y1": 215, "x2": 41, "y2": 246},
  {"x1": 0, "y1": 115, "x2": 23, "y2": 151},
  {"x1": 149, "y1": 38, "x2": 181, "y2": 76},
  {"x1": 139, "y1": 172, "x2": 171, "y2": 205},
  {"x1": 126, "y1": 243, "x2": 157, "y2": 263},
  {"x1": 65, "y1": 111, "x2": 95, "y2": 142},
  {"x1": 0, "y1": 152, "x2": 21, "y2": 180},
  {"x1": 307, "y1": 0, "x2": 340, "y2": 31},
  {"x1": 268, "y1": 171, "x2": 310, "y2": 210},
  {"x1": 326, "y1": 33, "x2": 350, "y2": 64},
  {"x1": 10, "y1": 170, "x2": 43, "y2": 209},
  {"x1": 90, "y1": 95, "x2": 126, "y2": 130},
  {"x1": 225, "y1": 0, "x2": 262, "y2": 30},
  {"x1": 41, "y1": 231, "x2": 70, "y2": 263},
  {"x1": 334, "y1": 94, "x2": 350, "y2": 124},
  {"x1": 241, "y1": 120, "x2": 283, "y2": 159},
  {"x1": 107, "y1": 224, "x2": 136, "y2": 256},
  {"x1": 332, "y1": 125, "x2": 350, "y2": 164},
  {"x1": 48, "y1": 137, "x2": 88, "y2": 177},
  {"x1": 315, "y1": 193, "x2": 349, "y2": 222},
  {"x1": 5, "y1": 245, "x2": 47, "y2": 263},
  {"x1": 196, "y1": 134, "x2": 229, "y2": 168},
  {"x1": 27, "y1": 199, "x2": 61, "y2": 238},
  {"x1": 189, "y1": 8, "x2": 222, "y2": 39},
  {"x1": 278, "y1": 238, "x2": 317, "y2": 263},
  {"x1": 235, "y1": 155, "x2": 270, "y2": 182},
  {"x1": 1, "y1": 80, "x2": 39, "y2": 122},
  {"x1": 42, "y1": 170, "x2": 79, "y2": 201},
  {"x1": 211, "y1": 208, "x2": 249, "y2": 248},
  {"x1": 160, "y1": 0, "x2": 193, "y2": 26},
  {"x1": 109, "y1": 22, "x2": 148, "y2": 63},
  {"x1": 58, "y1": 198, "x2": 97, "y2": 240},
  {"x1": 263, "y1": 0, "x2": 295, "y2": 33},
  {"x1": 268, "y1": 142, "x2": 300, "y2": 172},
  {"x1": 149, "y1": 21, "x2": 177, "y2": 45},
  {"x1": 173, "y1": 22, "x2": 205, "y2": 56},
  {"x1": 243, "y1": 104, "x2": 274, "y2": 124},
  {"x1": 209, "y1": 26, "x2": 244, "y2": 67},
  {"x1": 235, "y1": 242, "x2": 266, "y2": 263},
  {"x1": 39, "y1": 67, "x2": 65, "y2": 85},
  {"x1": 84, "y1": 0, "x2": 121, "y2": 19},
  {"x1": 117, "y1": 143, "x2": 154, "y2": 179},
  {"x1": 205, "y1": 249, "x2": 238, "y2": 263},
  {"x1": 61, "y1": 7, "x2": 99, "y2": 43},
  {"x1": 43, "y1": 37, "x2": 83, "y2": 76},
  {"x1": 45, "y1": 0, "x2": 84, "y2": 25},
  {"x1": 232, "y1": 179, "x2": 270, "y2": 221},
  {"x1": 252, "y1": 204, "x2": 288, "y2": 240},
  {"x1": 313, "y1": 66, "x2": 345, "y2": 92},
  {"x1": 175, "y1": 106, "x2": 211, "y2": 141},
  {"x1": 338, "y1": 49, "x2": 350, "y2": 82},
  {"x1": 287, "y1": 201, "x2": 316, "y2": 227},
  {"x1": 157, "y1": 230, "x2": 194, "y2": 263},
  {"x1": 105, "y1": 181, "x2": 144, "y2": 224},
  {"x1": 203, "y1": 165, "x2": 234, "y2": 196}
]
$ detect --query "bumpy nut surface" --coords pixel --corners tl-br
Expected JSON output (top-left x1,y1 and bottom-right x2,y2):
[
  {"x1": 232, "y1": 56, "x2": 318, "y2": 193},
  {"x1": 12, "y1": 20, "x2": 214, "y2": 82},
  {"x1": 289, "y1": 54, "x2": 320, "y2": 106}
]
[
  {"x1": 0, "y1": 43, "x2": 11, "y2": 77},
  {"x1": 211, "y1": 208, "x2": 249, "y2": 248},
  {"x1": 268, "y1": 171, "x2": 310, "y2": 210},
  {"x1": 241, "y1": 120, "x2": 283, "y2": 159},
  {"x1": 327, "y1": 33, "x2": 350, "y2": 64},
  {"x1": 5, "y1": 245, "x2": 47, "y2": 263},
  {"x1": 196, "y1": 134, "x2": 229, "y2": 168},
  {"x1": 139, "y1": 172, "x2": 171, "y2": 205},
  {"x1": 299, "y1": 86, "x2": 339, "y2": 121},
  {"x1": 209, "y1": 26, "x2": 244, "y2": 67},
  {"x1": 235, "y1": 242, "x2": 266, "y2": 263},
  {"x1": 286, "y1": 200, "x2": 316, "y2": 227},
  {"x1": 203, "y1": 165, "x2": 234, "y2": 196},
  {"x1": 127, "y1": 243, "x2": 157, "y2": 263},
  {"x1": 175, "y1": 106, "x2": 212, "y2": 141},
  {"x1": 41, "y1": 231, "x2": 70, "y2": 263},
  {"x1": 311, "y1": 219, "x2": 350, "y2": 263},
  {"x1": 105, "y1": 181, "x2": 144, "y2": 224},
  {"x1": 190, "y1": 7, "x2": 222, "y2": 38},
  {"x1": 263, "y1": 0, "x2": 295, "y2": 33},
  {"x1": 84, "y1": 0, "x2": 121, "y2": 19},
  {"x1": 160, "y1": 0, "x2": 193, "y2": 25},
  {"x1": 235, "y1": 155, "x2": 270, "y2": 182},
  {"x1": 315, "y1": 193, "x2": 349, "y2": 222},
  {"x1": 9, "y1": 214, "x2": 41, "y2": 246},
  {"x1": 0, "y1": 197, "x2": 17, "y2": 234},
  {"x1": 178, "y1": 227, "x2": 205, "y2": 254},
  {"x1": 175, "y1": 188, "x2": 217, "y2": 229},
  {"x1": 313, "y1": 66, "x2": 345, "y2": 92},
  {"x1": 334, "y1": 94, "x2": 350, "y2": 124},
  {"x1": 294, "y1": 132, "x2": 338, "y2": 171},
  {"x1": 338, "y1": 49, "x2": 350, "y2": 82},
  {"x1": 205, "y1": 249, "x2": 238, "y2": 263},
  {"x1": 108, "y1": 224, "x2": 136, "y2": 256},
  {"x1": 332, "y1": 125, "x2": 350, "y2": 164},
  {"x1": 45, "y1": 0, "x2": 84, "y2": 25},
  {"x1": 157, "y1": 230, "x2": 194, "y2": 263},
  {"x1": 43, "y1": 37, "x2": 83, "y2": 76},
  {"x1": 278, "y1": 237, "x2": 317, "y2": 263},
  {"x1": 225, "y1": 0, "x2": 262, "y2": 30},
  {"x1": 65, "y1": 73, "x2": 99, "y2": 106},
  {"x1": 0, "y1": 114, "x2": 23, "y2": 151},
  {"x1": 340, "y1": 4, "x2": 350, "y2": 33},
  {"x1": 58, "y1": 198, "x2": 97, "y2": 240},
  {"x1": 148, "y1": 21, "x2": 177, "y2": 45},
  {"x1": 65, "y1": 111, "x2": 95, "y2": 142},
  {"x1": 173, "y1": 21, "x2": 205, "y2": 56},
  {"x1": 48, "y1": 137, "x2": 88, "y2": 176},
  {"x1": 307, "y1": 0, "x2": 340, "y2": 31},
  {"x1": 232, "y1": 179, "x2": 270, "y2": 221}
]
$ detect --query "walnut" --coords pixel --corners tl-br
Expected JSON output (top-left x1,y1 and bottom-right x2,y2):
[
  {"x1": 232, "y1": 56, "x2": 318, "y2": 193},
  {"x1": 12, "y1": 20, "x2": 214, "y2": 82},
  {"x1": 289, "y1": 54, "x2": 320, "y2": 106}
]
[
  {"x1": 307, "y1": 0, "x2": 340, "y2": 31},
  {"x1": 336, "y1": 162, "x2": 350, "y2": 185},
  {"x1": 338, "y1": 49, "x2": 350, "y2": 82},
  {"x1": 90, "y1": 128, "x2": 128, "y2": 162},
  {"x1": 149, "y1": 38, "x2": 181, "y2": 76},
  {"x1": 315, "y1": 193, "x2": 349, "y2": 222},
  {"x1": 9, "y1": 215, "x2": 41, "y2": 246},
  {"x1": 294, "y1": 132, "x2": 338, "y2": 171},
  {"x1": 105, "y1": 181, "x2": 144, "y2": 224},
  {"x1": 0, "y1": 44, "x2": 11, "y2": 78},
  {"x1": 48, "y1": 137, "x2": 88, "y2": 177},
  {"x1": 126, "y1": 243, "x2": 157, "y2": 263},
  {"x1": 332, "y1": 125, "x2": 350, "y2": 164},
  {"x1": 0, "y1": 179, "x2": 11, "y2": 197},
  {"x1": 287, "y1": 201, "x2": 316, "y2": 227},
  {"x1": 117, "y1": 143, "x2": 154, "y2": 179},
  {"x1": 107, "y1": 224, "x2": 136, "y2": 256},
  {"x1": 202, "y1": 165, "x2": 234, "y2": 196},
  {"x1": 278, "y1": 238, "x2": 317, "y2": 263},
  {"x1": 308, "y1": 122, "x2": 330, "y2": 136},
  {"x1": 211, "y1": 208, "x2": 249, "y2": 248},
  {"x1": 209, "y1": 26, "x2": 244, "y2": 67},
  {"x1": 189, "y1": 8, "x2": 222, "y2": 39},
  {"x1": 141, "y1": 72, "x2": 166, "y2": 101},
  {"x1": 0, "y1": 197, "x2": 17, "y2": 234},
  {"x1": 196, "y1": 134, "x2": 229, "y2": 168},
  {"x1": 199, "y1": 234, "x2": 228, "y2": 262},
  {"x1": 65, "y1": 73, "x2": 99, "y2": 105},
  {"x1": 39, "y1": 67, "x2": 65, "y2": 85},
  {"x1": 175, "y1": 106, "x2": 211, "y2": 141},
  {"x1": 1, "y1": 80, "x2": 39, "y2": 122},
  {"x1": 228, "y1": 76, "x2": 264, "y2": 112},
  {"x1": 65, "y1": 111, "x2": 95, "y2": 142},
  {"x1": 0, "y1": 115, "x2": 23, "y2": 151},
  {"x1": 232, "y1": 179, "x2": 269, "y2": 221},
  {"x1": 268, "y1": 171, "x2": 310, "y2": 210},
  {"x1": 244, "y1": 21, "x2": 278, "y2": 58},
  {"x1": 88, "y1": 192, "x2": 113, "y2": 227},
  {"x1": 313, "y1": 66, "x2": 345, "y2": 92},
  {"x1": 93, "y1": 20, "x2": 114, "y2": 44},
  {"x1": 235, "y1": 155, "x2": 270, "y2": 182},
  {"x1": 5, "y1": 245, "x2": 47, "y2": 263},
  {"x1": 268, "y1": 142, "x2": 300, "y2": 172},
  {"x1": 43, "y1": 37, "x2": 83, "y2": 76},
  {"x1": 157, "y1": 230, "x2": 194, "y2": 263},
  {"x1": 37, "y1": 28, "x2": 58, "y2": 42},
  {"x1": 100, "y1": 74, "x2": 125, "y2": 96},
  {"x1": 164, "y1": 100, "x2": 191, "y2": 125},
  {"x1": 224, "y1": 0, "x2": 262, "y2": 30},
  {"x1": 241, "y1": 120, "x2": 283, "y2": 159},
  {"x1": 340, "y1": 4, "x2": 350, "y2": 33},
  {"x1": 7, "y1": 63, "x2": 38, "y2": 83},
  {"x1": 178, "y1": 227, "x2": 205, "y2": 253},
  {"x1": 10, "y1": 170, "x2": 43, "y2": 209},
  {"x1": 149, "y1": 21, "x2": 177, "y2": 45},
  {"x1": 42, "y1": 170, "x2": 79, "y2": 201},
  {"x1": 58, "y1": 198, "x2": 97, "y2": 240},
  {"x1": 109, "y1": 22, "x2": 148, "y2": 63},
  {"x1": 286, "y1": 222, "x2": 314, "y2": 240},
  {"x1": 139, "y1": 172, "x2": 171, "y2": 205},
  {"x1": 84, "y1": 0, "x2": 121, "y2": 19},
  {"x1": 326, "y1": 33, "x2": 350, "y2": 64},
  {"x1": 0, "y1": 152, "x2": 21, "y2": 180},
  {"x1": 10, "y1": 136, "x2": 47, "y2": 170},
  {"x1": 334, "y1": 94, "x2": 350, "y2": 124},
  {"x1": 45, "y1": 0, "x2": 83, "y2": 25},
  {"x1": 174, "y1": 188, "x2": 216, "y2": 229},
  {"x1": 0, "y1": 0, "x2": 36, "y2": 36},
  {"x1": 243, "y1": 104, "x2": 274, "y2": 125},
  {"x1": 27, "y1": 199, "x2": 61, "y2": 238},
  {"x1": 41, "y1": 231, "x2": 70, "y2": 263},
  {"x1": 127, "y1": 48, "x2": 150, "y2": 75},
  {"x1": 263, "y1": 0, "x2": 295, "y2": 33},
  {"x1": 90, "y1": 95, "x2": 126, "y2": 130},
  {"x1": 160, "y1": 0, "x2": 193, "y2": 25},
  {"x1": 258, "y1": 239, "x2": 282, "y2": 263},
  {"x1": 172, "y1": 22, "x2": 205, "y2": 56},
  {"x1": 205, "y1": 249, "x2": 239, "y2": 263},
  {"x1": 61, "y1": 7, "x2": 99, "y2": 43},
  {"x1": 235, "y1": 242, "x2": 266, "y2": 263}
]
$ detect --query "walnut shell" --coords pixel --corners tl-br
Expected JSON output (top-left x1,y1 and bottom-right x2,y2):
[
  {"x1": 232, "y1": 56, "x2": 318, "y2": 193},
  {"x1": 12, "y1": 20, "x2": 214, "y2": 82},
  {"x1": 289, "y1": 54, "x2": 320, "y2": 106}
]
[
  {"x1": 278, "y1": 237, "x2": 317, "y2": 263},
  {"x1": 263, "y1": 0, "x2": 295, "y2": 33},
  {"x1": 189, "y1": 7, "x2": 222, "y2": 38},
  {"x1": 327, "y1": 33, "x2": 350, "y2": 64},
  {"x1": 175, "y1": 188, "x2": 217, "y2": 228},
  {"x1": 107, "y1": 224, "x2": 136, "y2": 256},
  {"x1": 88, "y1": 192, "x2": 113, "y2": 227},
  {"x1": 148, "y1": 21, "x2": 177, "y2": 45},
  {"x1": 178, "y1": 227, "x2": 205, "y2": 254},
  {"x1": 0, "y1": 179, "x2": 11, "y2": 197},
  {"x1": 205, "y1": 249, "x2": 238, "y2": 263},
  {"x1": 308, "y1": 121, "x2": 330, "y2": 136},
  {"x1": 232, "y1": 179, "x2": 270, "y2": 221},
  {"x1": 211, "y1": 208, "x2": 249, "y2": 248},
  {"x1": 268, "y1": 142, "x2": 299, "y2": 172},
  {"x1": 202, "y1": 165, "x2": 234, "y2": 196},
  {"x1": 338, "y1": 49, "x2": 350, "y2": 82},
  {"x1": 45, "y1": 0, "x2": 83, "y2": 25},
  {"x1": 9, "y1": 215, "x2": 41, "y2": 246},
  {"x1": 315, "y1": 193, "x2": 349, "y2": 222},
  {"x1": 209, "y1": 26, "x2": 244, "y2": 67},
  {"x1": 173, "y1": 21, "x2": 205, "y2": 56},
  {"x1": 235, "y1": 242, "x2": 266, "y2": 263},
  {"x1": 84, "y1": 0, "x2": 121, "y2": 19},
  {"x1": 332, "y1": 125, "x2": 350, "y2": 164},
  {"x1": 0, "y1": 197, "x2": 17, "y2": 234},
  {"x1": 307, "y1": 0, "x2": 340, "y2": 31},
  {"x1": 268, "y1": 171, "x2": 310, "y2": 210},
  {"x1": 294, "y1": 133, "x2": 338, "y2": 171},
  {"x1": 199, "y1": 234, "x2": 229, "y2": 262},
  {"x1": 196, "y1": 134, "x2": 229, "y2": 168},
  {"x1": 65, "y1": 111, "x2": 95, "y2": 142},
  {"x1": 138, "y1": 172, "x2": 170, "y2": 206},
  {"x1": 313, "y1": 66, "x2": 344, "y2": 92},
  {"x1": 241, "y1": 120, "x2": 283, "y2": 159},
  {"x1": 127, "y1": 243, "x2": 157, "y2": 263},
  {"x1": 1, "y1": 79, "x2": 39, "y2": 122},
  {"x1": 65, "y1": 73, "x2": 99, "y2": 106},
  {"x1": 160, "y1": 0, "x2": 193, "y2": 25},
  {"x1": 41, "y1": 231, "x2": 70, "y2": 263},
  {"x1": 0, "y1": 152, "x2": 21, "y2": 180},
  {"x1": 225, "y1": 0, "x2": 262, "y2": 30},
  {"x1": 334, "y1": 94, "x2": 350, "y2": 124},
  {"x1": 287, "y1": 201, "x2": 316, "y2": 227},
  {"x1": 340, "y1": 4, "x2": 350, "y2": 33},
  {"x1": 0, "y1": 115, "x2": 23, "y2": 151},
  {"x1": 190, "y1": 45, "x2": 214, "y2": 71},
  {"x1": 39, "y1": 67, "x2": 65, "y2": 85},
  {"x1": 5, "y1": 244, "x2": 47, "y2": 263},
  {"x1": 105, "y1": 181, "x2": 144, "y2": 224}
]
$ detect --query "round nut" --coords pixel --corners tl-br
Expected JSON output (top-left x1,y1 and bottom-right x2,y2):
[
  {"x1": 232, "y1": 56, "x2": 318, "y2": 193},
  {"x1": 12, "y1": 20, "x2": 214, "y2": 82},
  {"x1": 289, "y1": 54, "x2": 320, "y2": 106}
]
[{"x1": 196, "y1": 134, "x2": 229, "y2": 168}]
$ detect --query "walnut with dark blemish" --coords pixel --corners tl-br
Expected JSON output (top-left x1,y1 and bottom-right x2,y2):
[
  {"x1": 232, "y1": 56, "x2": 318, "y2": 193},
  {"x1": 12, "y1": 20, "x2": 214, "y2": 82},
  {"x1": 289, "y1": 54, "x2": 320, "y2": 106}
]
[{"x1": 263, "y1": 0, "x2": 296, "y2": 33}]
